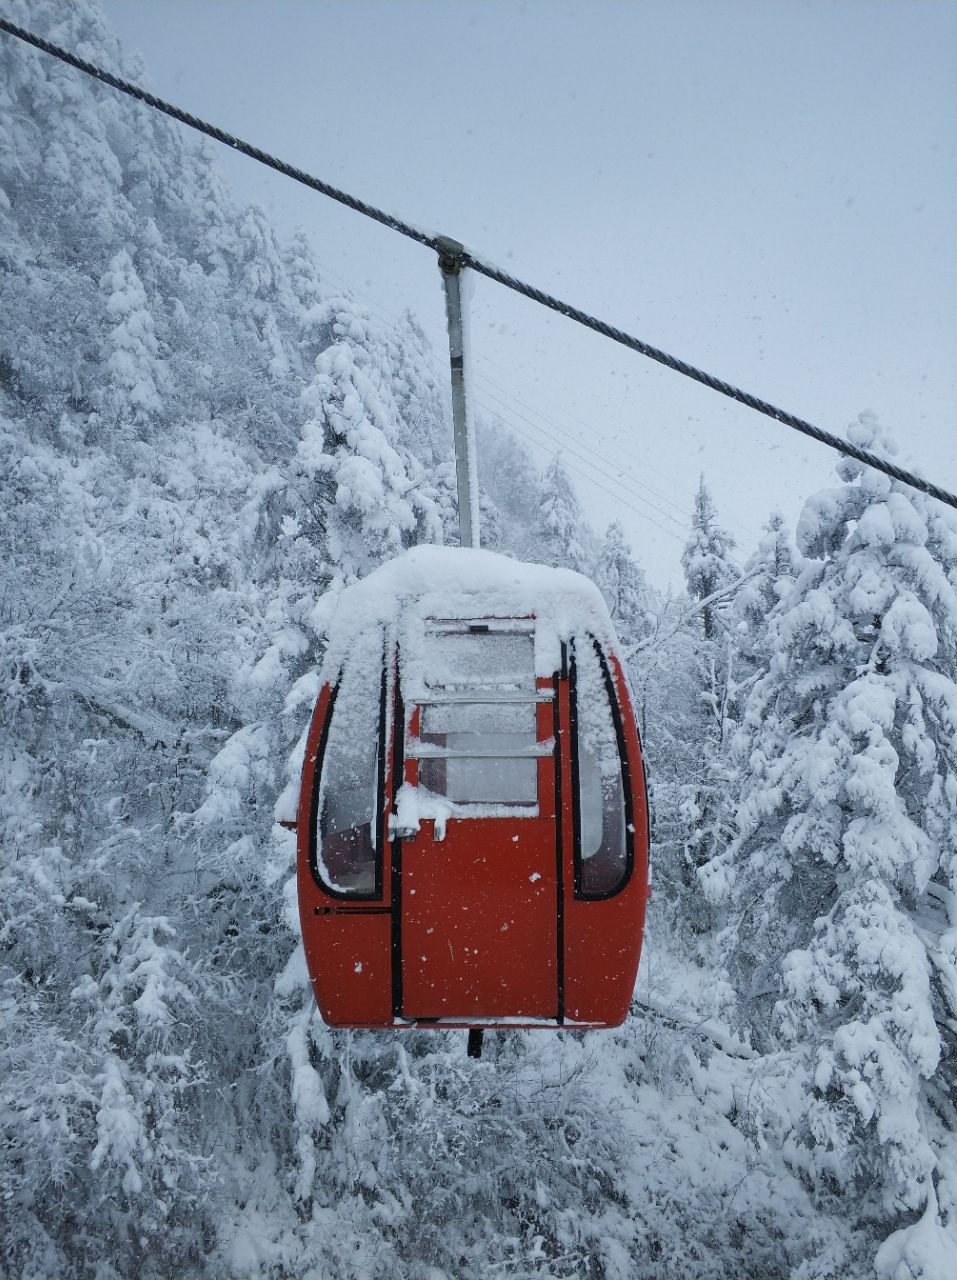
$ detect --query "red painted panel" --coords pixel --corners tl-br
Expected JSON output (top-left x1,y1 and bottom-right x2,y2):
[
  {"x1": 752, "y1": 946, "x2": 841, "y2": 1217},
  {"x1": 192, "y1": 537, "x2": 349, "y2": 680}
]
[
  {"x1": 401, "y1": 676, "x2": 559, "y2": 1020},
  {"x1": 297, "y1": 681, "x2": 396, "y2": 1026},
  {"x1": 562, "y1": 652, "x2": 650, "y2": 1026},
  {"x1": 401, "y1": 815, "x2": 558, "y2": 1018},
  {"x1": 305, "y1": 913, "x2": 393, "y2": 1027},
  {"x1": 563, "y1": 895, "x2": 643, "y2": 1025}
]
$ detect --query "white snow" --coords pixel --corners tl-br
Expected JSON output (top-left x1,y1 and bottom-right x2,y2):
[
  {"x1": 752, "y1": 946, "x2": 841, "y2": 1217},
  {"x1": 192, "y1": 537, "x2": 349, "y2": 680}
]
[{"x1": 312, "y1": 544, "x2": 618, "y2": 689}]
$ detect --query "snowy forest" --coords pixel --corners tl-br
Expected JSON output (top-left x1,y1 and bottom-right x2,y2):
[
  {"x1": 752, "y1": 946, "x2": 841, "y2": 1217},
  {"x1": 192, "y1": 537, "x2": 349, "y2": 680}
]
[{"x1": 1, "y1": 4, "x2": 955, "y2": 1278}]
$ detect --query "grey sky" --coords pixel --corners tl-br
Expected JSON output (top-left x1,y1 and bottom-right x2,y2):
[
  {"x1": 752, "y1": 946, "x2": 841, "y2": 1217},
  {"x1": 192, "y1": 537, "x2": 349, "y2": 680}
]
[{"x1": 103, "y1": 0, "x2": 956, "y2": 586}]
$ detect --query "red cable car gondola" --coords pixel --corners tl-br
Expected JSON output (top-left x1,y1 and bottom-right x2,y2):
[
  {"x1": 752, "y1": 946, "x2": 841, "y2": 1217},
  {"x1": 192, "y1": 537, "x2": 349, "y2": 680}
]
[{"x1": 293, "y1": 545, "x2": 649, "y2": 1032}]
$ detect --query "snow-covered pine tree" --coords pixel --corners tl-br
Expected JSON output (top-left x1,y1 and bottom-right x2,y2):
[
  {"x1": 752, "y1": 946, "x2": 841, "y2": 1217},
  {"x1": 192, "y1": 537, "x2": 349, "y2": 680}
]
[
  {"x1": 595, "y1": 518, "x2": 653, "y2": 650},
  {"x1": 535, "y1": 452, "x2": 587, "y2": 571},
  {"x1": 294, "y1": 298, "x2": 442, "y2": 586},
  {"x1": 703, "y1": 413, "x2": 956, "y2": 1276},
  {"x1": 682, "y1": 475, "x2": 737, "y2": 640},
  {"x1": 1, "y1": 4, "x2": 318, "y2": 1269},
  {"x1": 474, "y1": 415, "x2": 542, "y2": 557},
  {"x1": 389, "y1": 311, "x2": 451, "y2": 469},
  {"x1": 229, "y1": 205, "x2": 296, "y2": 381},
  {"x1": 731, "y1": 510, "x2": 800, "y2": 666},
  {"x1": 673, "y1": 478, "x2": 740, "y2": 930},
  {"x1": 97, "y1": 247, "x2": 163, "y2": 429}
]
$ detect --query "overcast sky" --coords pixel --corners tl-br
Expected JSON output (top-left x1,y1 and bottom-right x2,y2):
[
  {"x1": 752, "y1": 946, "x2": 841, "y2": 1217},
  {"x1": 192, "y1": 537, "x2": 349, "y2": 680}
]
[{"x1": 103, "y1": 0, "x2": 956, "y2": 587}]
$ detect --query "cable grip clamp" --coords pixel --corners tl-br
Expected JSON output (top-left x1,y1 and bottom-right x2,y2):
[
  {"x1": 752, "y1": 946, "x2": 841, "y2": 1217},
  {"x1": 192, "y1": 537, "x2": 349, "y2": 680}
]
[{"x1": 435, "y1": 235, "x2": 466, "y2": 277}]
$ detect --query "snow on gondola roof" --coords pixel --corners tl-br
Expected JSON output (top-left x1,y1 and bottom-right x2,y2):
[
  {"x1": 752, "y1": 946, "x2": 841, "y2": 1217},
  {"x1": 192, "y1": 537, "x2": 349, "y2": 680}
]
[{"x1": 311, "y1": 545, "x2": 616, "y2": 681}]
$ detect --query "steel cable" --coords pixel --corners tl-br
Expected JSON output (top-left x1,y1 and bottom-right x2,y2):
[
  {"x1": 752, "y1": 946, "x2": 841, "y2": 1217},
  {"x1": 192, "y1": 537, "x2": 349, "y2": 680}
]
[
  {"x1": 3, "y1": 16, "x2": 955, "y2": 512},
  {"x1": 456, "y1": 249, "x2": 957, "y2": 510},
  {"x1": 0, "y1": 18, "x2": 440, "y2": 253}
]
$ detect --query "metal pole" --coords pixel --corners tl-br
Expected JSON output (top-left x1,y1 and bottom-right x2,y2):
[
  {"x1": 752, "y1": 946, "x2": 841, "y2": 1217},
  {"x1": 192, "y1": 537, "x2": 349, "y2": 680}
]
[{"x1": 436, "y1": 236, "x2": 480, "y2": 549}]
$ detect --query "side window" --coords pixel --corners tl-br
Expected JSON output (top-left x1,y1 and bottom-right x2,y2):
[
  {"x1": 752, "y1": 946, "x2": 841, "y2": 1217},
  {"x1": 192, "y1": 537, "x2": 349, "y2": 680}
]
[
  {"x1": 312, "y1": 637, "x2": 385, "y2": 897},
  {"x1": 572, "y1": 638, "x2": 630, "y2": 897}
]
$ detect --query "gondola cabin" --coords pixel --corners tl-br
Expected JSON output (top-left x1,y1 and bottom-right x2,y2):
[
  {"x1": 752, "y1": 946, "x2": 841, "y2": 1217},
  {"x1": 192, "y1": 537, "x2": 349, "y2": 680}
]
[{"x1": 291, "y1": 546, "x2": 649, "y2": 1030}]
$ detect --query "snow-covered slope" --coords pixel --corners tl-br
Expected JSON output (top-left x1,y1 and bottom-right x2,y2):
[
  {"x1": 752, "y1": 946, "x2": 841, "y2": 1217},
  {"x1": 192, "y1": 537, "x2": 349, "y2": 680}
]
[{"x1": 1, "y1": 4, "x2": 954, "y2": 1278}]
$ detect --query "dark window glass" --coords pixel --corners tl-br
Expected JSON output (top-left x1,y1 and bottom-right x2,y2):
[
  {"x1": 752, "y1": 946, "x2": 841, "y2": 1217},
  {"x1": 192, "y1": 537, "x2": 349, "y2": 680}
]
[
  {"x1": 316, "y1": 637, "x2": 382, "y2": 895},
  {"x1": 574, "y1": 640, "x2": 627, "y2": 896}
]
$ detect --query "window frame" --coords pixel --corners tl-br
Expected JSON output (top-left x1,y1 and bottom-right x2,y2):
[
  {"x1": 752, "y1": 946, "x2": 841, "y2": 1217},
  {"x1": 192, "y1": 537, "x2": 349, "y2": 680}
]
[
  {"x1": 404, "y1": 621, "x2": 547, "y2": 813},
  {"x1": 308, "y1": 662, "x2": 389, "y2": 901},
  {"x1": 569, "y1": 635, "x2": 635, "y2": 901}
]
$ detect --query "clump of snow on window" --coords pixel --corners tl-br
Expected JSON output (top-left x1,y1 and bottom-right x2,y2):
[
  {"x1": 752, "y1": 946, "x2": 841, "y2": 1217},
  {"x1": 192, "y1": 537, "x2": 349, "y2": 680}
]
[{"x1": 391, "y1": 781, "x2": 453, "y2": 842}]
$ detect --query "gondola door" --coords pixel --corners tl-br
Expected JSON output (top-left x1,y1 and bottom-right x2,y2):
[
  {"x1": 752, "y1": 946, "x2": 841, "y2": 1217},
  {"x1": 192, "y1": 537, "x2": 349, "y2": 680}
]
[{"x1": 398, "y1": 622, "x2": 560, "y2": 1022}]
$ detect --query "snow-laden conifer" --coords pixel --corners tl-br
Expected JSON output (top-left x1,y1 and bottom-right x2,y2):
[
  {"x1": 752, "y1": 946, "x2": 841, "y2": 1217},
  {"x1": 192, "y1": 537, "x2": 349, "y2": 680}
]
[
  {"x1": 536, "y1": 452, "x2": 587, "y2": 571},
  {"x1": 230, "y1": 205, "x2": 297, "y2": 380},
  {"x1": 98, "y1": 248, "x2": 163, "y2": 424},
  {"x1": 681, "y1": 474, "x2": 737, "y2": 640},
  {"x1": 596, "y1": 519, "x2": 654, "y2": 649},
  {"x1": 731, "y1": 510, "x2": 800, "y2": 665},
  {"x1": 474, "y1": 416, "x2": 542, "y2": 558},
  {"x1": 294, "y1": 295, "x2": 441, "y2": 585},
  {"x1": 704, "y1": 413, "x2": 956, "y2": 1274},
  {"x1": 671, "y1": 478, "x2": 741, "y2": 931}
]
